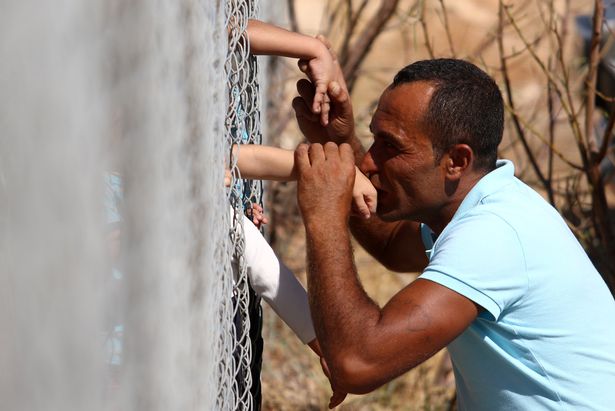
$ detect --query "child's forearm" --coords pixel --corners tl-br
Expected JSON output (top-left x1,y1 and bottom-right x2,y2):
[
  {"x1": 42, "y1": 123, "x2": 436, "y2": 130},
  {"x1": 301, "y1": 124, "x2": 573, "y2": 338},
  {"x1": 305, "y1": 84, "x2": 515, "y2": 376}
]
[
  {"x1": 235, "y1": 144, "x2": 296, "y2": 181},
  {"x1": 247, "y1": 19, "x2": 327, "y2": 60}
]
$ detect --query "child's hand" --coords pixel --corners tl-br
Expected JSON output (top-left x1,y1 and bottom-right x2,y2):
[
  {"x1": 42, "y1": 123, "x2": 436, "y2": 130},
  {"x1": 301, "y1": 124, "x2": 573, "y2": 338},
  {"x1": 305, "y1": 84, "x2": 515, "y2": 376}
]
[
  {"x1": 293, "y1": 34, "x2": 354, "y2": 134},
  {"x1": 352, "y1": 167, "x2": 377, "y2": 219},
  {"x1": 246, "y1": 203, "x2": 269, "y2": 229},
  {"x1": 299, "y1": 40, "x2": 336, "y2": 127}
]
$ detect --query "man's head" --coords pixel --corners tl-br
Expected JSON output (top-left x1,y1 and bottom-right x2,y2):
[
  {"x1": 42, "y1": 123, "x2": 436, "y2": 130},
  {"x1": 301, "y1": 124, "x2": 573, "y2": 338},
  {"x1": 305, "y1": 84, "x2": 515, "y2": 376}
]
[
  {"x1": 361, "y1": 59, "x2": 504, "y2": 228},
  {"x1": 391, "y1": 59, "x2": 504, "y2": 171}
]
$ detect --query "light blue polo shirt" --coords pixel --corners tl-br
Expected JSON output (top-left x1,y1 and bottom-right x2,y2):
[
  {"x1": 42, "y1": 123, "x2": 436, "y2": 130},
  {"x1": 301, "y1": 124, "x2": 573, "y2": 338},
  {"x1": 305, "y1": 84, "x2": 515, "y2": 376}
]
[{"x1": 419, "y1": 160, "x2": 615, "y2": 410}]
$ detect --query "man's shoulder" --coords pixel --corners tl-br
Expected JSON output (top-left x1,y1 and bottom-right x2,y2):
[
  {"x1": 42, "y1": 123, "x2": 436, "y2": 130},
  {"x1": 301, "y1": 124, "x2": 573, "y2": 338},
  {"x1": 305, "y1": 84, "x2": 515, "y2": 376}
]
[{"x1": 444, "y1": 205, "x2": 521, "y2": 243}]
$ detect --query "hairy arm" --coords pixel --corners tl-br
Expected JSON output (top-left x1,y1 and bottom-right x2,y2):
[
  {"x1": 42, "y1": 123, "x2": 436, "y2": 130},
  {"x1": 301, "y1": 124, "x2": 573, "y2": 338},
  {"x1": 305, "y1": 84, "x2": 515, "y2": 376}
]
[
  {"x1": 349, "y1": 216, "x2": 428, "y2": 272},
  {"x1": 296, "y1": 143, "x2": 478, "y2": 394}
]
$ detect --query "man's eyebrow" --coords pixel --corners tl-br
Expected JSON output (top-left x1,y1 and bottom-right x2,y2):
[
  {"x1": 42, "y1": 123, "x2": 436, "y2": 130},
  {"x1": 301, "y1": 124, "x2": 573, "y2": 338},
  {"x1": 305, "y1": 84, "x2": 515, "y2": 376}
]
[{"x1": 376, "y1": 129, "x2": 401, "y2": 144}]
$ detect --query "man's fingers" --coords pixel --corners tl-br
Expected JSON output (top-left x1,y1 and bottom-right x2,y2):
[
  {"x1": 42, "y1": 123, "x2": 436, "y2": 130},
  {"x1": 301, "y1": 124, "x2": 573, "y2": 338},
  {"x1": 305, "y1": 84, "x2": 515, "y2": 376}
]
[
  {"x1": 329, "y1": 81, "x2": 353, "y2": 121},
  {"x1": 329, "y1": 81, "x2": 349, "y2": 105},
  {"x1": 308, "y1": 143, "x2": 326, "y2": 165},
  {"x1": 292, "y1": 97, "x2": 319, "y2": 122},
  {"x1": 316, "y1": 34, "x2": 332, "y2": 50},
  {"x1": 323, "y1": 141, "x2": 339, "y2": 161},
  {"x1": 294, "y1": 144, "x2": 311, "y2": 173},
  {"x1": 297, "y1": 78, "x2": 316, "y2": 107},
  {"x1": 313, "y1": 89, "x2": 325, "y2": 114},
  {"x1": 339, "y1": 143, "x2": 355, "y2": 165},
  {"x1": 298, "y1": 58, "x2": 309, "y2": 73},
  {"x1": 328, "y1": 391, "x2": 347, "y2": 409},
  {"x1": 320, "y1": 99, "x2": 330, "y2": 126},
  {"x1": 320, "y1": 354, "x2": 348, "y2": 409}
]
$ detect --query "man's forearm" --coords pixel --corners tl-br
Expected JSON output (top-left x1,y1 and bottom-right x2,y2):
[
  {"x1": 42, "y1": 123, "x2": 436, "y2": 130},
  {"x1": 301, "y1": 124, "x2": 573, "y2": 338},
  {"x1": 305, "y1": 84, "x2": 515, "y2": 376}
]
[
  {"x1": 349, "y1": 215, "x2": 428, "y2": 273},
  {"x1": 304, "y1": 217, "x2": 380, "y2": 379}
]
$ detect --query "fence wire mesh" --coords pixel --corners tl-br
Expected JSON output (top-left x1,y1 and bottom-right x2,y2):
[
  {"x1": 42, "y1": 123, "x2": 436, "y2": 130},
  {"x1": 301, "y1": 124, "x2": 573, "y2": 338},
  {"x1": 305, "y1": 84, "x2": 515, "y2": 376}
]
[{"x1": 216, "y1": 0, "x2": 264, "y2": 409}]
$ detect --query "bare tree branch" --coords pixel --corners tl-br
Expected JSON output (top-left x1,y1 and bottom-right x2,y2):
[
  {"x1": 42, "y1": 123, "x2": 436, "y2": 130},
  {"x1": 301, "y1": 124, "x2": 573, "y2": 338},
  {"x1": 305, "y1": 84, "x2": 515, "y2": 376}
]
[
  {"x1": 585, "y1": 0, "x2": 603, "y2": 155},
  {"x1": 438, "y1": 0, "x2": 456, "y2": 57},
  {"x1": 498, "y1": 1, "x2": 552, "y2": 198},
  {"x1": 287, "y1": 0, "x2": 299, "y2": 33},
  {"x1": 341, "y1": 0, "x2": 401, "y2": 92},
  {"x1": 419, "y1": 0, "x2": 435, "y2": 58}
]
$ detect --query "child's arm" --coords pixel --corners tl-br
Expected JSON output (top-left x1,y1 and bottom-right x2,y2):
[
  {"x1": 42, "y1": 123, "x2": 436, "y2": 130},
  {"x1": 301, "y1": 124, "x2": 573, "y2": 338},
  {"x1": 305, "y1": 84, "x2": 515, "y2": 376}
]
[
  {"x1": 247, "y1": 19, "x2": 326, "y2": 60},
  {"x1": 234, "y1": 144, "x2": 296, "y2": 181},
  {"x1": 247, "y1": 19, "x2": 334, "y2": 125},
  {"x1": 234, "y1": 144, "x2": 377, "y2": 218},
  {"x1": 237, "y1": 209, "x2": 316, "y2": 343}
]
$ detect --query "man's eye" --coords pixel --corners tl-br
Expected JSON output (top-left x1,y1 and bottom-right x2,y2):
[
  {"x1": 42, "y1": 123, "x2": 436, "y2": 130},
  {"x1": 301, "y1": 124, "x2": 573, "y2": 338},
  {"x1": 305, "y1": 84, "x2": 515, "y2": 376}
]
[{"x1": 384, "y1": 141, "x2": 396, "y2": 150}]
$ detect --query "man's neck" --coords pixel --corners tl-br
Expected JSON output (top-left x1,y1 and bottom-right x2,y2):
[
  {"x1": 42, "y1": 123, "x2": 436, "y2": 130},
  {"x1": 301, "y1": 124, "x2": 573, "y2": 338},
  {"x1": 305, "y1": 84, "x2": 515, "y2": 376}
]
[{"x1": 427, "y1": 171, "x2": 487, "y2": 235}]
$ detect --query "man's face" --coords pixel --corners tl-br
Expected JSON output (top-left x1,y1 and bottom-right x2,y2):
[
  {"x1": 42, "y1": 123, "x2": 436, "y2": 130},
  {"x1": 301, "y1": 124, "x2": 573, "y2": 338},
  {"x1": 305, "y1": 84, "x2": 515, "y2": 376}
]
[{"x1": 360, "y1": 81, "x2": 446, "y2": 222}]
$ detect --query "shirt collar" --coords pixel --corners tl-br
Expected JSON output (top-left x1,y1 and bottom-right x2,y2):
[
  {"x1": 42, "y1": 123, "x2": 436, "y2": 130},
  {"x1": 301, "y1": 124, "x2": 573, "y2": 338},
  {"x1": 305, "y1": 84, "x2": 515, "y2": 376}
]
[{"x1": 450, "y1": 159, "x2": 515, "y2": 223}]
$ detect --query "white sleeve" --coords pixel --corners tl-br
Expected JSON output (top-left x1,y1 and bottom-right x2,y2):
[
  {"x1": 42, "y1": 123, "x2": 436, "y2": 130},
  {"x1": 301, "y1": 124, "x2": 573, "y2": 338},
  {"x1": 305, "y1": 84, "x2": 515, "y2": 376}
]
[{"x1": 240, "y1": 214, "x2": 316, "y2": 344}]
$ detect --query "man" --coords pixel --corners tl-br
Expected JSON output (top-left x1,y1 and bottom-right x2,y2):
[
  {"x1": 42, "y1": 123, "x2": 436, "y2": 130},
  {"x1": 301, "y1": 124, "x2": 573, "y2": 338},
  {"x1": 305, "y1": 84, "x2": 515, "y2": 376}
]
[{"x1": 292, "y1": 58, "x2": 615, "y2": 410}]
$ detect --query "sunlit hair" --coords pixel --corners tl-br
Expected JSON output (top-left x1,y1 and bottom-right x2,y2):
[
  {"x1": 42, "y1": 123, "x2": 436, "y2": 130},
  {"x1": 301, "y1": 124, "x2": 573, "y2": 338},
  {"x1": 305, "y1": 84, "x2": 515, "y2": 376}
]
[{"x1": 392, "y1": 59, "x2": 504, "y2": 171}]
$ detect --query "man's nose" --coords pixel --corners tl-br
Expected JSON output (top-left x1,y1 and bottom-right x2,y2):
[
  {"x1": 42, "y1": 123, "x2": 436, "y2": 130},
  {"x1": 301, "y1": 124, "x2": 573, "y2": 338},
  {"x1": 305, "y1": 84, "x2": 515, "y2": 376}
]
[{"x1": 360, "y1": 146, "x2": 378, "y2": 175}]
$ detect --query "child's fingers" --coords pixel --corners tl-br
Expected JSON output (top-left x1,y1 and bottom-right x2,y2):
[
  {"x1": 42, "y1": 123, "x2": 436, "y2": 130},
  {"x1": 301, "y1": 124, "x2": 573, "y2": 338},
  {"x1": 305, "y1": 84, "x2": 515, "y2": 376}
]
[
  {"x1": 363, "y1": 190, "x2": 378, "y2": 213},
  {"x1": 312, "y1": 90, "x2": 323, "y2": 114},
  {"x1": 313, "y1": 80, "x2": 328, "y2": 113},
  {"x1": 224, "y1": 169, "x2": 231, "y2": 187},
  {"x1": 320, "y1": 97, "x2": 330, "y2": 127},
  {"x1": 315, "y1": 34, "x2": 331, "y2": 49},
  {"x1": 252, "y1": 203, "x2": 263, "y2": 213},
  {"x1": 353, "y1": 194, "x2": 371, "y2": 219}
]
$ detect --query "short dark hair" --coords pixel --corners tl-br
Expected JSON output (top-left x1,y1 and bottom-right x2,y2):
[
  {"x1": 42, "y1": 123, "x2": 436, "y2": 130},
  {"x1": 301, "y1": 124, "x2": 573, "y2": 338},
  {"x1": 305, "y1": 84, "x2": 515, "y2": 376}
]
[{"x1": 392, "y1": 59, "x2": 504, "y2": 171}]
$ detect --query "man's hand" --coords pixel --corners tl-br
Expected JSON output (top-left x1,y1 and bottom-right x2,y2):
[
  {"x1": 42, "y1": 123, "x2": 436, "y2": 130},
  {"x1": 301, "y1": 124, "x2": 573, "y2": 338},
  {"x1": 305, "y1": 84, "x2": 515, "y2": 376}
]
[
  {"x1": 321, "y1": 356, "x2": 348, "y2": 409},
  {"x1": 293, "y1": 36, "x2": 355, "y2": 146},
  {"x1": 292, "y1": 80, "x2": 355, "y2": 145},
  {"x1": 295, "y1": 143, "x2": 356, "y2": 225},
  {"x1": 308, "y1": 339, "x2": 348, "y2": 408}
]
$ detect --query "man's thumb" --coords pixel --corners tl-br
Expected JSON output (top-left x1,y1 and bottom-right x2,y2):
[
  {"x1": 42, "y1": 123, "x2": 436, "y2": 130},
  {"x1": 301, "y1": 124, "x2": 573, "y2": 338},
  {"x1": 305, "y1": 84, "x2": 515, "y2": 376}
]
[
  {"x1": 329, "y1": 81, "x2": 343, "y2": 99},
  {"x1": 328, "y1": 81, "x2": 351, "y2": 113}
]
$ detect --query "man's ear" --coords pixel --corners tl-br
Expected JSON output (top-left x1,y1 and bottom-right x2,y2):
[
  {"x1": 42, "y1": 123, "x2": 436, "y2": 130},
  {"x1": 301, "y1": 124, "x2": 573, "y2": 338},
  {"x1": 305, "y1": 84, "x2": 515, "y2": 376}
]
[{"x1": 444, "y1": 144, "x2": 473, "y2": 180}]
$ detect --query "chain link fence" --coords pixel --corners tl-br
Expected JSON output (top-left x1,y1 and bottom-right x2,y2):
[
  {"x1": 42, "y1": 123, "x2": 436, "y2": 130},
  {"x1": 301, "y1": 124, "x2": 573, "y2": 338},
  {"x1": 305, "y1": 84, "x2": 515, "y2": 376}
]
[{"x1": 217, "y1": 0, "x2": 266, "y2": 409}]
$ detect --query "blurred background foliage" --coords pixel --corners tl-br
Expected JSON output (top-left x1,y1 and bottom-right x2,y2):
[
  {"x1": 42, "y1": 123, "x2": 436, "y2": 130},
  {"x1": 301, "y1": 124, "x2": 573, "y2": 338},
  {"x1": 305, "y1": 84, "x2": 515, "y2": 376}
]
[{"x1": 259, "y1": 1, "x2": 614, "y2": 409}]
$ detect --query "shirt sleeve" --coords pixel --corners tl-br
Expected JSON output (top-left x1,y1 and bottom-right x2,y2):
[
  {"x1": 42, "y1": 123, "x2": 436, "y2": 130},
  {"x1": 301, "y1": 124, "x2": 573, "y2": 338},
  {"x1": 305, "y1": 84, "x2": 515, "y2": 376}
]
[
  {"x1": 419, "y1": 211, "x2": 528, "y2": 321},
  {"x1": 240, "y1": 214, "x2": 315, "y2": 343}
]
